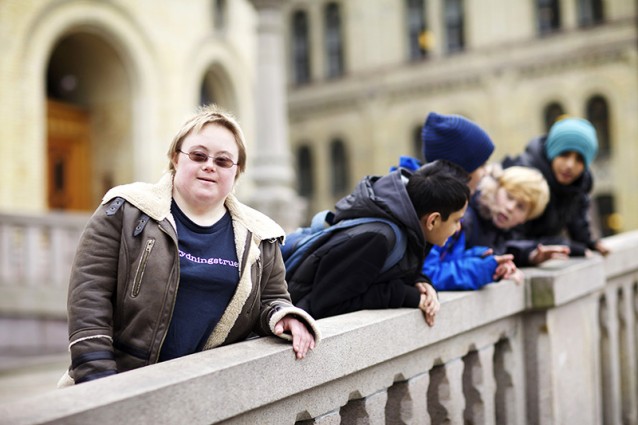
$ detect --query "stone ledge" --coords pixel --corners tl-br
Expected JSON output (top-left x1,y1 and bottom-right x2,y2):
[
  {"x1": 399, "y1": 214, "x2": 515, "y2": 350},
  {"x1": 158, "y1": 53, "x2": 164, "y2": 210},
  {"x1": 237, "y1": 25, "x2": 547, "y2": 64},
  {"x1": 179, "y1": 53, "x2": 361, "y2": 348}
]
[
  {"x1": 524, "y1": 257, "x2": 605, "y2": 309},
  {"x1": 0, "y1": 280, "x2": 525, "y2": 424}
]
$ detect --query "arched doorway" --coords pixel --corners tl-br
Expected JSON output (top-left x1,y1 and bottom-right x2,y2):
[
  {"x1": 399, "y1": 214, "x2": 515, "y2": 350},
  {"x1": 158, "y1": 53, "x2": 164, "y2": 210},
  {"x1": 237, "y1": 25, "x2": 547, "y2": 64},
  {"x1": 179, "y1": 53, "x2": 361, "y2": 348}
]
[
  {"x1": 46, "y1": 31, "x2": 133, "y2": 211},
  {"x1": 199, "y1": 65, "x2": 238, "y2": 114}
]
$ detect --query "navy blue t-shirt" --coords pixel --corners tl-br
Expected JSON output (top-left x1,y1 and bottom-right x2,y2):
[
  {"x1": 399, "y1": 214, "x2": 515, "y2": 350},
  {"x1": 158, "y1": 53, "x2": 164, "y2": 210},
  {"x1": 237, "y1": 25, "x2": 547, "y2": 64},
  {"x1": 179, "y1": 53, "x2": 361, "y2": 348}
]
[{"x1": 159, "y1": 201, "x2": 239, "y2": 362}]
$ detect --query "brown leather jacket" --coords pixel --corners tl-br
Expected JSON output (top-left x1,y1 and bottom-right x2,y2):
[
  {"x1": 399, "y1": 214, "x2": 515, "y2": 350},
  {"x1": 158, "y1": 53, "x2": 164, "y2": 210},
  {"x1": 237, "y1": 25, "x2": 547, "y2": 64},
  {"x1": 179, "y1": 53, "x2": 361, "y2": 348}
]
[{"x1": 64, "y1": 173, "x2": 320, "y2": 384}]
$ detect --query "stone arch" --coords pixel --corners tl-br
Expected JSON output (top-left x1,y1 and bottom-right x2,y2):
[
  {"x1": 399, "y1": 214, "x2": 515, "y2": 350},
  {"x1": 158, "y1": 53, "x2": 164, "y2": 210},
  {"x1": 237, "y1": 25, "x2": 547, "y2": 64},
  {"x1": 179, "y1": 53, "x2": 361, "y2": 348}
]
[
  {"x1": 17, "y1": 1, "x2": 161, "y2": 210},
  {"x1": 199, "y1": 64, "x2": 239, "y2": 115},
  {"x1": 184, "y1": 40, "x2": 252, "y2": 124}
]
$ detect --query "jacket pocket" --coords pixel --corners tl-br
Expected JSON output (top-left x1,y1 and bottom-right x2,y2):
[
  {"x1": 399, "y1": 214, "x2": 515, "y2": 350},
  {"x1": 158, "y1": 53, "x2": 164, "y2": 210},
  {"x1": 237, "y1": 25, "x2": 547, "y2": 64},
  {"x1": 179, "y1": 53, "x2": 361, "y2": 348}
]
[{"x1": 131, "y1": 238, "x2": 155, "y2": 297}]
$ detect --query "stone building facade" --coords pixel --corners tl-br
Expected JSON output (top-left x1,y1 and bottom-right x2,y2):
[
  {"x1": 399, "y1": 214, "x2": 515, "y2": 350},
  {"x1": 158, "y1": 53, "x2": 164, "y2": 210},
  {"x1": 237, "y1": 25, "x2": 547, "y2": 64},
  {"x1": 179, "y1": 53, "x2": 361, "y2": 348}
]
[
  {"x1": 0, "y1": 0, "x2": 304, "y2": 227},
  {"x1": 1, "y1": 0, "x2": 637, "y2": 235},
  {"x1": 283, "y1": 0, "x2": 638, "y2": 234}
]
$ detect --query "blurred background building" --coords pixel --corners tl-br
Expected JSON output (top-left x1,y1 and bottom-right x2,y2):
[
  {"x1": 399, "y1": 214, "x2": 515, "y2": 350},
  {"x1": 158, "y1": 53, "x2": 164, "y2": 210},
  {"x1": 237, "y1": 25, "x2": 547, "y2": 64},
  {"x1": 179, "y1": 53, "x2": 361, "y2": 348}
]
[
  {"x1": 0, "y1": 0, "x2": 303, "y2": 230},
  {"x1": 1, "y1": 0, "x2": 636, "y2": 236},
  {"x1": 283, "y1": 0, "x2": 638, "y2": 237}
]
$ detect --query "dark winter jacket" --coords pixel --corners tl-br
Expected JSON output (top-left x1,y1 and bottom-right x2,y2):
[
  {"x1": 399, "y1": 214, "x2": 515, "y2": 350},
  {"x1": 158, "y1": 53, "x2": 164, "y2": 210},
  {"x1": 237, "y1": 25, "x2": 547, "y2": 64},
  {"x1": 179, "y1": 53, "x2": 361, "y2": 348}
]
[
  {"x1": 60, "y1": 173, "x2": 320, "y2": 386},
  {"x1": 287, "y1": 169, "x2": 429, "y2": 319},
  {"x1": 502, "y1": 136, "x2": 597, "y2": 257}
]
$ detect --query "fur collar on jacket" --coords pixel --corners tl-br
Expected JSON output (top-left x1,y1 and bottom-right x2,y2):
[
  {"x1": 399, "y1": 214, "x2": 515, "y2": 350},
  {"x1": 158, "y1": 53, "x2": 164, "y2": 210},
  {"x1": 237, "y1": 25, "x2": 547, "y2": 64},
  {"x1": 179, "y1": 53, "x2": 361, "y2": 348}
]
[{"x1": 101, "y1": 172, "x2": 285, "y2": 241}]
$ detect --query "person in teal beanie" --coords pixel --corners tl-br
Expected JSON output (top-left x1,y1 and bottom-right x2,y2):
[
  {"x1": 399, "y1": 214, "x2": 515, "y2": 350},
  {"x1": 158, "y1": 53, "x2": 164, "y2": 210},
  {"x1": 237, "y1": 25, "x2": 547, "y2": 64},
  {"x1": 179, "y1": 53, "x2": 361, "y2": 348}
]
[
  {"x1": 502, "y1": 116, "x2": 610, "y2": 260},
  {"x1": 393, "y1": 112, "x2": 522, "y2": 291}
]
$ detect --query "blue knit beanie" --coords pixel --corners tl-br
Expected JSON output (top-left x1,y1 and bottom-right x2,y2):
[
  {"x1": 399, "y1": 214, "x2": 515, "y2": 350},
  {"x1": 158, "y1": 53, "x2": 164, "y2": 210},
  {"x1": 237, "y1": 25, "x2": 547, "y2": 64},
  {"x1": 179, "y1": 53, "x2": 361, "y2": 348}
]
[
  {"x1": 421, "y1": 112, "x2": 495, "y2": 173},
  {"x1": 545, "y1": 117, "x2": 598, "y2": 167}
]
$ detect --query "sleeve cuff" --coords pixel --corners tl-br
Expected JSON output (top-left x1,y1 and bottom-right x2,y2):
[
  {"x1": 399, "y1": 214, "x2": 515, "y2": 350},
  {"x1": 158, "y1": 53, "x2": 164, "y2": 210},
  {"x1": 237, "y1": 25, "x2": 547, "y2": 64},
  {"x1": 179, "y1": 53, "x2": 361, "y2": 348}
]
[
  {"x1": 403, "y1": 286, "x2": 422, "y2": 308},
  {"x1": 268, "y1": 306, "x2": 322, "y2": 345}
]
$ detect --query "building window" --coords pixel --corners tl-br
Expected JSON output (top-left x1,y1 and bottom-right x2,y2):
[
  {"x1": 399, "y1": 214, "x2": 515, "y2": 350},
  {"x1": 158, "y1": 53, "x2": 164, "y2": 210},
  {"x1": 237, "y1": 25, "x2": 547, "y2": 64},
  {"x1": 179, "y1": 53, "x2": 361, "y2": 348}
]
[
  {"x1": 407, "y1": 0, "x2": 428, "y2": 60},
  {"x1": 199, "y1": 78, "x2": 215, "y2": 106},
  {"x1": 578, "y1": 0, "x2": 604, "y2": 27},
  {"x1": 292, "y1": 10, "x2": 311, "y2": 85},
  {"x1": 594, "y1": 193, "x2": 619, "y2": 236},
  {"x1": 444, "y1": 0, "x2": 464, "y2": 53},
  {"x1": 543, "y1": 102, "x2": 565, "y2": 133},
  {"x1": 214, "y1": 0, "x2": 227, "y2": 31},
  {"x1": 537, "y1": 0, "x2": 561, "y2": 35},
  {"x1": 296, "y1": 145, "x2": 314, "y2": 197},
  {"x1": 330, "y1": 139, "x2": 349, "y2": 196},
  {"x1": 586, "y1": 95, "x2": 611, "y2": 158},
  {"x1": 325, "y1": 2, "x2": 344, "y2": 79}
]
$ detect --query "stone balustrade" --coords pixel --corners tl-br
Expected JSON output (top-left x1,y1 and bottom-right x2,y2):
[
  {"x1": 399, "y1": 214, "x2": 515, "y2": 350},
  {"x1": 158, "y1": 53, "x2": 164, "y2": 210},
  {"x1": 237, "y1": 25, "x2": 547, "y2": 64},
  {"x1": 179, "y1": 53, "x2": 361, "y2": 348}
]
[
  {"x1": 0, "y1": 212, "x2": 637, "y2": 424},
  {"x1": 0, "y1": 211, "x2": 88, "y2": 317}
]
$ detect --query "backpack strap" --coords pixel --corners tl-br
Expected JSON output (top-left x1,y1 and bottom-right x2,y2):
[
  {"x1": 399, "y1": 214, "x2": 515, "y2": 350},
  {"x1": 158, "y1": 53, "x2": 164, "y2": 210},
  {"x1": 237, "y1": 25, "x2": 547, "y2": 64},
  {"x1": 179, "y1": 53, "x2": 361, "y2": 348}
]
[
  {"x1": 310, "y1": 210, "x2": 334, "y2": 231},
  {"x1": 334, "y1": 218, "x2": 407, "y2": 273},
  {"x1": 283, "y1": 212, "x2": 408, "y2": 278}
]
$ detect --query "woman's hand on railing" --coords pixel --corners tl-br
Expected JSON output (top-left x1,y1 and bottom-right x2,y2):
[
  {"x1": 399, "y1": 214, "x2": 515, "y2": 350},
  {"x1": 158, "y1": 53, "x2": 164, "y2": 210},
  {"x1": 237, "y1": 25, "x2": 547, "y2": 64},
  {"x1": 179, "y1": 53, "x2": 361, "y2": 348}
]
[{"x1": 274, "y1": 316, "x2": 316, "y2": 360}]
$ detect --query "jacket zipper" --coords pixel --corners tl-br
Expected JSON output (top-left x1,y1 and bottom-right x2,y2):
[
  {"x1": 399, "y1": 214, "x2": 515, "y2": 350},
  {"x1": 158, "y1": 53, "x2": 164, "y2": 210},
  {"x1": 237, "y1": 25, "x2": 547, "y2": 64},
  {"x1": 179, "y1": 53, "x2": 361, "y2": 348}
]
[
  {"x1": 154, "y1": 223, "x2": 179, "y2": 364},
  {"x1": 131, "y1": 238, "x2": 155, "y2": 297}
]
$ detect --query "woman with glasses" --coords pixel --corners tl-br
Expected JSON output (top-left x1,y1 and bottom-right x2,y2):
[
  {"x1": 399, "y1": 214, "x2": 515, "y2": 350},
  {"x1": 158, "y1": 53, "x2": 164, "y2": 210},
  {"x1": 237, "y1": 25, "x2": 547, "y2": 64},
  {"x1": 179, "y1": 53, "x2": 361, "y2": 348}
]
[{"x1": 60, "y1": 104, "x2": 320, "y2": 386}]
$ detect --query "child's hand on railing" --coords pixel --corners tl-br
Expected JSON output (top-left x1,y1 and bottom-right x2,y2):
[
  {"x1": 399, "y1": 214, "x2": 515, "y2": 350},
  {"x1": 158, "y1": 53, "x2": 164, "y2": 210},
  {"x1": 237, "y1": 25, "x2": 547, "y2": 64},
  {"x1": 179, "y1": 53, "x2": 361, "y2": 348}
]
[{"x1": 416, "y1": 282, "x2": 439, "y2": 327}]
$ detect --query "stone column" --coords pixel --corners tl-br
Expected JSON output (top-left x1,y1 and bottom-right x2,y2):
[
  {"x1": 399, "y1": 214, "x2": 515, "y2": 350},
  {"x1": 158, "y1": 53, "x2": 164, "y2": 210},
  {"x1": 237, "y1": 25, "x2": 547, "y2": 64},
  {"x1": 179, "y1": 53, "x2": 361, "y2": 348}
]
[{"x1": 249, "y1": 0, "x2": 305, "y2": 231}]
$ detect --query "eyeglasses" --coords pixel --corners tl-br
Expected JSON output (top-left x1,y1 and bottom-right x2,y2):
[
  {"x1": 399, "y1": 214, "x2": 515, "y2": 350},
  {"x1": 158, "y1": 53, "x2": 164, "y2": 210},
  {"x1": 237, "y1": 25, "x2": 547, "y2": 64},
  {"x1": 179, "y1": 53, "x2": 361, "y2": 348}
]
[{"x1": 178, "y1": 150, "x2": 237, "y2": 168}]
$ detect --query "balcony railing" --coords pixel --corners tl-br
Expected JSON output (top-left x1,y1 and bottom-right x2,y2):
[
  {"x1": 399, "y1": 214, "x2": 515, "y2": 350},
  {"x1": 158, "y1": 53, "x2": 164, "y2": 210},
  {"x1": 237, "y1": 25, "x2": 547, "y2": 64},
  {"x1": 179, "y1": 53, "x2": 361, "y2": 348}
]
[
  {"x1": 0, "y1": 213, "x2": 637, "y2": 424},
  {"x1": 0, "y1": 211, "x2": 89, "y2": 318}
]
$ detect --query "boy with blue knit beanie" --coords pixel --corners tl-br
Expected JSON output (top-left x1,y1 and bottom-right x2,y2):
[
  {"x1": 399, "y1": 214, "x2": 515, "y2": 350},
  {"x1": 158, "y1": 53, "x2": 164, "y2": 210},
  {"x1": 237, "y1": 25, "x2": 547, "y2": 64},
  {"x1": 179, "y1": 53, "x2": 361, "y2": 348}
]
[
  {"x1": 502, "y1": 116, "x2": 609, "y2": 261},
  {"x1": 394, "y1": 112, "x2": 523, "y2": 291}
]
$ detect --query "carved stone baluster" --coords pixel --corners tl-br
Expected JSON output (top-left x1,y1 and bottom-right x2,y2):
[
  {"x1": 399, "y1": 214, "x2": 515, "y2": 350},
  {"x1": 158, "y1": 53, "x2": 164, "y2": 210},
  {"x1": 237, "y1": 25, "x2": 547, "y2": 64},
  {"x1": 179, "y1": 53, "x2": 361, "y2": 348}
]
[
  {"x1": 25, "y1": 225, "x2": 40, "y2": 286},
  {"x1": 599, "y1": 291, "x2": 622, "y2": 425},
  {"x1": 618, "y1": 284, "x2": 638, "y2": 424},
  {"x1": 296, "y1": 409, "x2": 341, "y2": 425},
  {"x1": 0, "y1": 223, "x2": 11, "y2": 284},
  {"x1": 340, "y1": 390, "x2": 388, "y2": 424},
  {"x1": 427, "y1": 359, "x2": 465, "y2": 424},
  {"x1": 493, "y1": 338, "x2": 525, "y2": 424},
  {"x1": 386, "y1": 373, "x2": 430, "y2": 425},
  {"x1": 463, "y1": 346, "x2": 496, "y2": 425},
  {"x1": 49, "y1": 226, "x2": 65, "y2": 286}
]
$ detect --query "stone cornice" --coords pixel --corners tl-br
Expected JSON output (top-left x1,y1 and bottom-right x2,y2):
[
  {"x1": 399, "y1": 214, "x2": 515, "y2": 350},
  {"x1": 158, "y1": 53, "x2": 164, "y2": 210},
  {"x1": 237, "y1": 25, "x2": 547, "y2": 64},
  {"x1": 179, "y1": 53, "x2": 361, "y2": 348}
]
[
  {"x1": 250, "y1": 0, "x2": 288, "y2": 10},
  {"x1": 288, "y1": 35, "x2": 636, "y2": 120}
]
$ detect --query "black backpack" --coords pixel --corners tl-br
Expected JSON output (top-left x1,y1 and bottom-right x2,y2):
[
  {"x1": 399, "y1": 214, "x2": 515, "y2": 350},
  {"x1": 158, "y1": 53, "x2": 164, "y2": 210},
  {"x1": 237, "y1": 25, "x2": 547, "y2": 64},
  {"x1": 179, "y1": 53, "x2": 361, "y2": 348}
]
[{"x1": 281, "y1": 210, "x2": 407, "y2": 278}]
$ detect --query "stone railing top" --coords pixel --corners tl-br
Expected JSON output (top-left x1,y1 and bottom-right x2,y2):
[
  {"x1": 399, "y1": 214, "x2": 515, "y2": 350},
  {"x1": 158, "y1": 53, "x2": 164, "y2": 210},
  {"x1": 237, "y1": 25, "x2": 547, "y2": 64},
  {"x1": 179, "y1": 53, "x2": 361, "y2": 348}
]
[
  {"x1": 520, "y1": 230, "x2": 638, "y2": 310},
  {"x1": 600, "y1": 229, "x2": 638, "y2": 279},
  {"x1": 1, "y1": 278, "x2": 528, "y2": 425},
  {"x1": 524, "y1": 256, "x2": 605, "y2": 310},
  {"x1": 0, "y1": 211, "x2": 90, "y2": 228},
  {"x1": 2, "y1": 232, "x2": 637, "y2": 424}
]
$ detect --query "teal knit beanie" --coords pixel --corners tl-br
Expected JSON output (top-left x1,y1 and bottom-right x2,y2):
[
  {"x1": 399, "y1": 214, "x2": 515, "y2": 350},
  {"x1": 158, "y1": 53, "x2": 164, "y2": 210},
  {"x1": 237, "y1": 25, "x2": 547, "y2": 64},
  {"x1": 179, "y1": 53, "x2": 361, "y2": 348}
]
[{"x1": 545, "y1": 117, "x2": 598, "y2": 167}]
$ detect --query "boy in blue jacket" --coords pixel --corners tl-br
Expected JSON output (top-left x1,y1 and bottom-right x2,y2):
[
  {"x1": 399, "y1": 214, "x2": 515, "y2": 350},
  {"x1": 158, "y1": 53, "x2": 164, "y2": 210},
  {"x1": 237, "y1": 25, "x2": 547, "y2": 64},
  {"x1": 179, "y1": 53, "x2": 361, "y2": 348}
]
[{"x1": 394, "y1": 112, "x2": 521, "y2": 291}]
